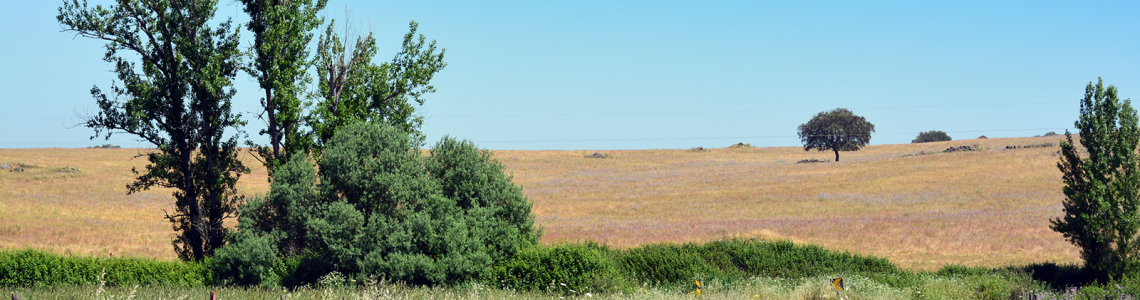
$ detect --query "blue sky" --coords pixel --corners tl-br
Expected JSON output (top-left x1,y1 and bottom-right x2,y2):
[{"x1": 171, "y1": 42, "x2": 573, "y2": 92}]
[{"x1": 2, "y1": 1, "x2": 1138, "y2": 150}]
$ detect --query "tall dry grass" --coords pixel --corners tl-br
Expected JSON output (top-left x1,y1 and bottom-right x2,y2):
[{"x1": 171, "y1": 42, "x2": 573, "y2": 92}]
[
  {"x1": 0, "y1": 148, "x2": 267, "y2": 259},
  {"x1": 0, "y1": 135, "x2": 1079, "y2": 270},
  {"x1": 497, "y1": 136, "x2": 1078, "y2": 270}
]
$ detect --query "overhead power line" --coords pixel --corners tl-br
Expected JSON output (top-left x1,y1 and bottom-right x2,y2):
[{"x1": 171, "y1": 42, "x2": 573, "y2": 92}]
[
  {"x1": 428, "y1": 101, "x2": 1073, "y2": 118},
  {"x1": 3, "y1": 101, "x2": 1073, "y2": 120},
  {"x1": 472, "y1": 127, "x2": 1076, "y2": 144},
  {"x1": 0, "y1": 127, "x2": 1074, "y2": 147}
]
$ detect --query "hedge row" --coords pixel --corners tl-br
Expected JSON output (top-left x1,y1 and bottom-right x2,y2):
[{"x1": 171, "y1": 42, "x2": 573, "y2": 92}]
[
  {"x1": 8, "y1": 239, "x2": 1074, "y2": 295},
  {"x1": 483, "y1": 239, "x2": 901, "y2": 293},
  {"x1": 0, "y1": 250, "x2": 206, "y2": 287}
]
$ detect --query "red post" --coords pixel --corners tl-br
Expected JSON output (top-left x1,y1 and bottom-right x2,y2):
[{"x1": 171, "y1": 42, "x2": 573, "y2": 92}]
[{"x1": 210, "y1": 290, "x2": 216, "y2": 300}]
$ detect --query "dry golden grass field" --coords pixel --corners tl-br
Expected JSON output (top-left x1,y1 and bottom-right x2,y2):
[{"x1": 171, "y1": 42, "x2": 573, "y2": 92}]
[{"x1": 0, "y1": 135, "x2": 1079, "y2": 270}]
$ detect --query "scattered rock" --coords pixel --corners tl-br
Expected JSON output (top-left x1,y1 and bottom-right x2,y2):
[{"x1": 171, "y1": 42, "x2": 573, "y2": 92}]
[
  {"x1": 977, "y1": 135, "x2": 988, "y2": 139},
  {"x1": 7, "y1": 163, "x2": 35, "y2": 173},
  {"x1": 943, "y1": 145, "x2": 978, "y2": 153},
  {"x1": 904, "y1": 150, "x2": 935, "y2": 157},
  {"x1": 0, "y1": 163, "x2": 7, "y2": 170},
  {"x1": 586, "y1": 152, "x2": 609, "y2": 159},
  {"x1": 726, "y1": 142, "x2": 754, "y2": 149},
  {"x1": 1005, "y1": 142, "x2": 1055, "y2": 150},
  {"x1": 689, "y1": 146, "x2": 706, "y2": 152},
  {"x1": 796, "y1": 158, "x2": 830, "y2": 164}
]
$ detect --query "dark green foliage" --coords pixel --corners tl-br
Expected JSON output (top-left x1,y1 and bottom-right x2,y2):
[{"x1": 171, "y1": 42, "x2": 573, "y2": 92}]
[
  {"x1": 0, "y1": 249, "x2": 205, "y2": 287},
  {"x1": 426, "y1": 137, "x2": 541, "y2": 262},
  {"x1": 486, "y1": 239, "x2": 900, "y2": 293},
  {"x1": 242, "y1": 155, "x2": 321, "y2": 257},
  {"x1": 797, "y1": 108, "x2": 875, "y2": 162},
  {"x1": 310, "y1": 122, "x2": 473, "y2": 284},
  {"x1": 224, "y1": 122, "x2": 538, "y2": 287},
  {"x1": 484, "y1": 243, "x2": 624, "y2": 294},
  {"x1": 58, "y1": 0, "x2": 249, "y2": 262},
  {"x1": 1005, "y1": 262, "x2": 1093, "y2": 290},
  {"x1": 912, "y1": 130, "x2": 952, "y2": 143},
  {"x1": 621, "y1": 243, "x2": 722, "y2": 283},
  {"x1": 310, "y1": 21, "x2": 447, "y2": 151},
  {"x1": 1051, "y1": 78, "x2": 1140, "y2": 281},
  {"x1": 620, "y1": 240, "x2": 898, "y2": 285},
  {"x1": 240, "y1": 0, "x2": 329, "y2": 175},
  {"x1": 208, "y1": 233, "x2": 280, "y2": 288}
]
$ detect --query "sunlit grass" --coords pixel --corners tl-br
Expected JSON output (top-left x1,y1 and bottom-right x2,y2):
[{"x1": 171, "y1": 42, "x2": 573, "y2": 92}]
[
  {"x1": 0, "y1": 135, "x2": 1079, "y2": 270},
  {"x1": 497, "y1": 136, "x2": 1078, "y2": 271}
]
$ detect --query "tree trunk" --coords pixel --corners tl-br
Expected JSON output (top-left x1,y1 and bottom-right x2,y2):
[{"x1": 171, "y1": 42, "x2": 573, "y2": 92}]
[
  {"x1": 180, "y1": 147, "x2": 204, "y2": 262},
  {"x1": 206, "y1": 144, "x2": 222, "y2": 257},
  {"x1": 834, "y1": 150, "x2": 840, "y2": 162},
  {"x1": 267, "y1": 89, "x2": 281, "y2": 166}
]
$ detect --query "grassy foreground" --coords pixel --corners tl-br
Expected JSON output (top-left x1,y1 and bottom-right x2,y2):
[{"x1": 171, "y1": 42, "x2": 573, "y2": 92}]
[
  {"x1": 2, "y1": 240, "x2": 1134, "y2": 299},
  {"x1": 1, "y1": 273, "x2": 1134, "y2": 300}
]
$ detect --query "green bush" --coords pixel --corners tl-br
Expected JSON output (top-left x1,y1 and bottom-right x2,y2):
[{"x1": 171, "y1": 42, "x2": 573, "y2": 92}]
[
  {"x1": 621, "y1": 243, "x2": 724, "y2": 284},
  {"x1": 208, "y1": 232, "x2": 280, "y2": 288},
  {"x1": 912, "y1": 130, "x2": 952, "y2": 143},
  {"x1": 621, "y1": 239, "x2": 899, "y2": 285},
  {"x1": 484, "y1": 242, "x2": 624, "y2": 294},
  {"x1": 221, "y1": 122, "x2": 540, "y2": 287},
  {"x1": 0, "y1": 249, "x2": 205, "y2": 287},
  {"x1": 486, "y1": 239, "x2": 903, "y2": 294}
]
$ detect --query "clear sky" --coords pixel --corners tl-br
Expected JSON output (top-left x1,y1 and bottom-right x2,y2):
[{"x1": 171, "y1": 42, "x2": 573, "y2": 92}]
[{"x1": 2, "y1": 1, "x2": 1138, "y2": 150}]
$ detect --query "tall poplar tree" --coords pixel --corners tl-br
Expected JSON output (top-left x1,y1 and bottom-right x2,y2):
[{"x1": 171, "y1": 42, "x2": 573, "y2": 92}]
[
  {"x1": 240, "y1": 0, "x2": 328, "y2": 176},
  {"x1": 310, "y1": 20, "x2": 447, "y2": 152},
  {"x1": 1051, "y1": 78, "x2": 1140, "y2": 280},
  {"x1": 58, "y1": 0, "x2": 247, "y2": 261}
]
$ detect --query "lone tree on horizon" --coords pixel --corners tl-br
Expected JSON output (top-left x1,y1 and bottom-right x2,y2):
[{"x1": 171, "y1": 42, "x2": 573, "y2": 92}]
[{"x1": 797, "y1": 108, "x2": 875, "y2": 162}]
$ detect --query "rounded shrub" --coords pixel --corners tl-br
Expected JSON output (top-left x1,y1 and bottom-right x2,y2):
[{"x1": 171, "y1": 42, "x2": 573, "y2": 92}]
[
  {"x1": 208, "y1": 232, "x2": 280, "y2": 288},
  {"x1": 913, "y1": 130, "x2": 952, "y2": 143},
  {"x1": 220, "y1": 121, "x2": 540, "y2": 287}
]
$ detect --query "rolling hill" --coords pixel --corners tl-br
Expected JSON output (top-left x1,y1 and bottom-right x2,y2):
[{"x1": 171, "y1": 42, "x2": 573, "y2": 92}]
[{"x1": 0, "y1": 135, "x2": 1077, "y2": 270}]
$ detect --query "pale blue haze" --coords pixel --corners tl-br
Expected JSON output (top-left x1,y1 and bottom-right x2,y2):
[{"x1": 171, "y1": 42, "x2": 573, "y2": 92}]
[{"x1": 2, "y1": 1, "x2": 1138, "y2": 150}]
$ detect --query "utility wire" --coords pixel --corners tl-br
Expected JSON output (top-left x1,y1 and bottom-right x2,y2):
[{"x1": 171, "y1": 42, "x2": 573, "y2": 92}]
[
  {"x1": 4, "y1": 101, "x2": 1071, "y2": 120},
  {"x1": 427, "y1": 101, "x2": 1073, "y2": 118},
  {"x1": 472, "y1": 127, "x2": 1076, "y2": 144},
  {"x1": 0, "y1": 127, "x2": 1074, "y2": 146}
]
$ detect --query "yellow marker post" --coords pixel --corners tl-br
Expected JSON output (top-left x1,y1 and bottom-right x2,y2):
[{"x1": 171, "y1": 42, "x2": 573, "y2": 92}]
[
  {"x1": 831, "y1": 278, "x2": 844, "y2": 299},
  {"x1": 695, "y1": 279, "x2": 702, "y2": 295}
]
